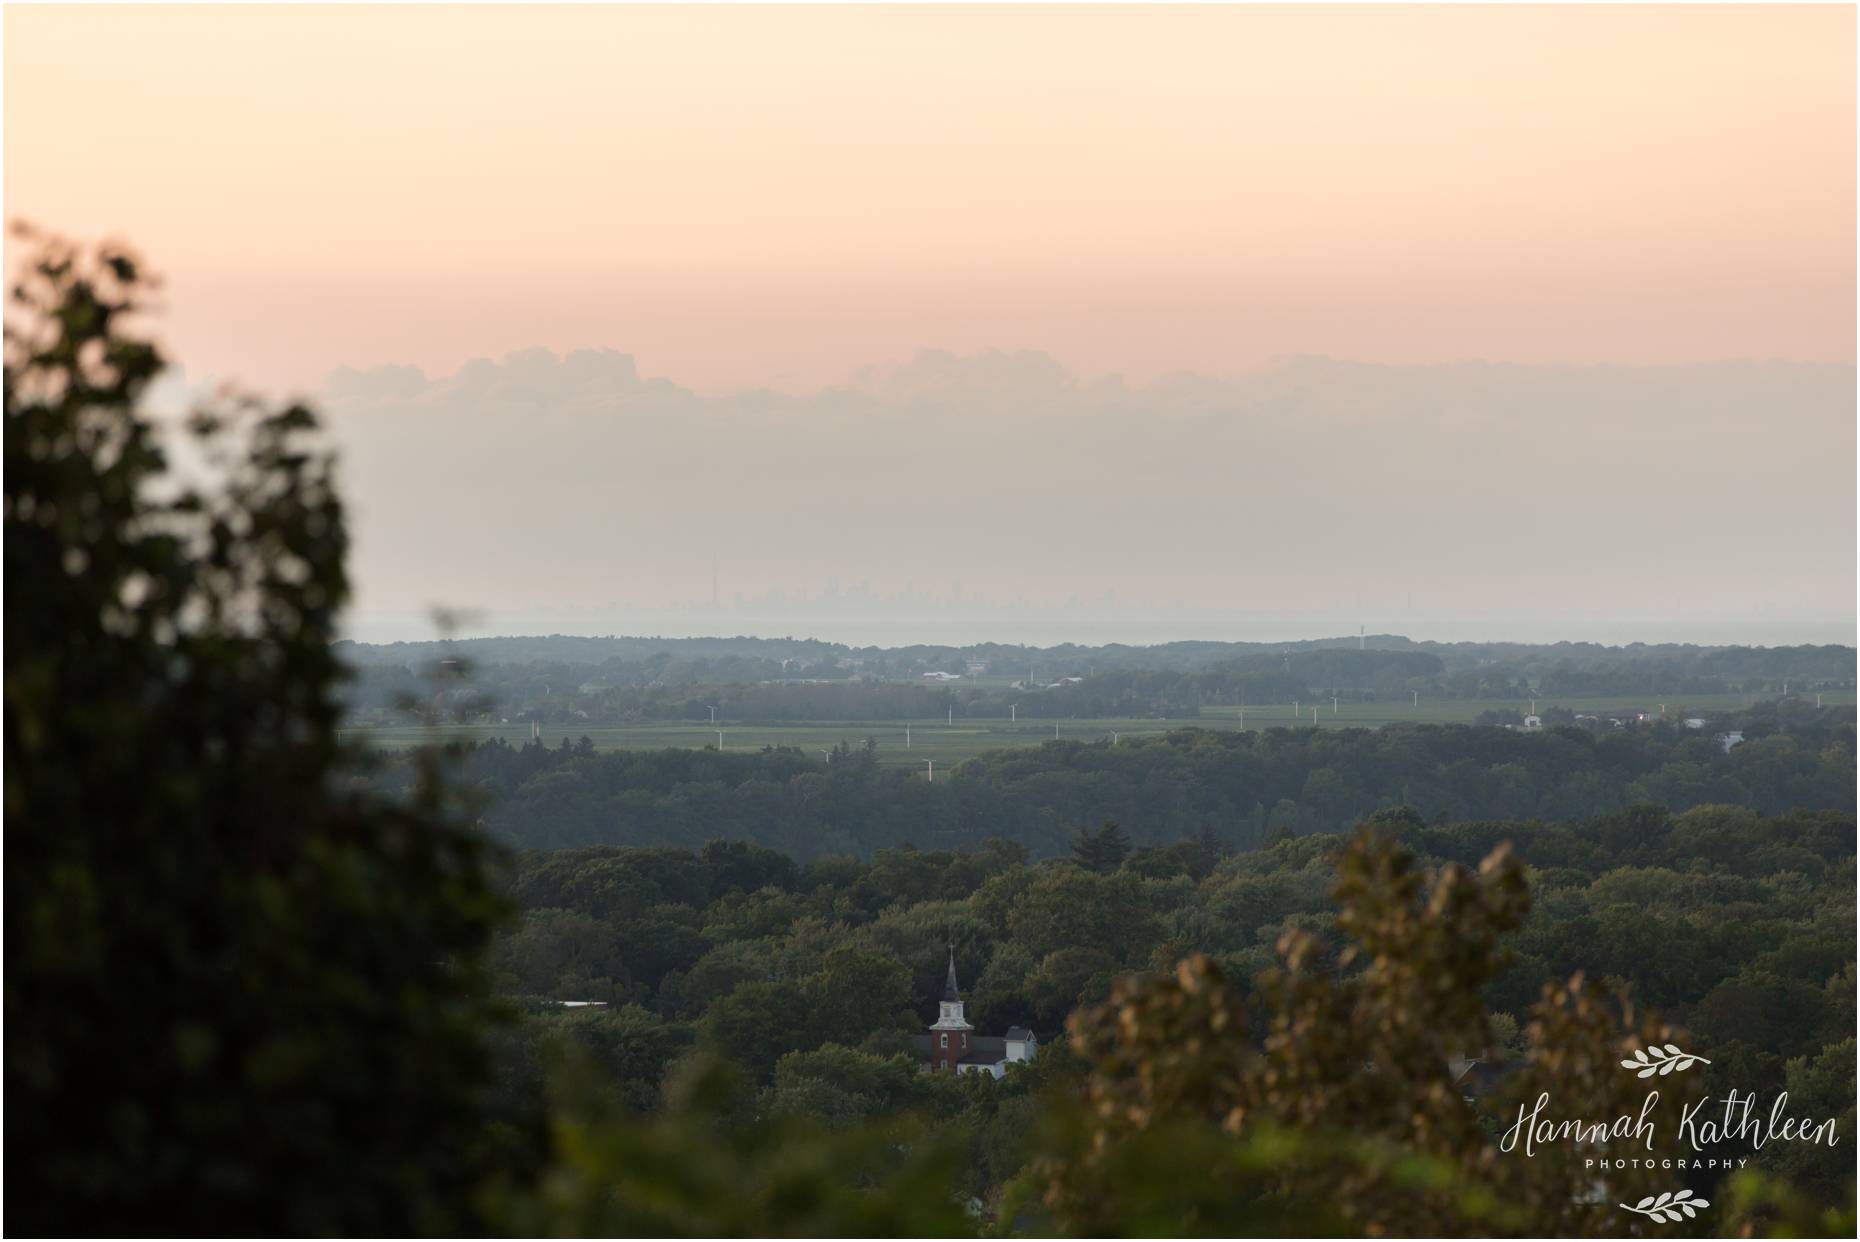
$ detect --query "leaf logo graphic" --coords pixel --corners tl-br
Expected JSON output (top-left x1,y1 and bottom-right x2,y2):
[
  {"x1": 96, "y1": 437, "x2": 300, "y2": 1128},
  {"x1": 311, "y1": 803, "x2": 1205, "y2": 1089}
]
[
  {"x1": 1619, "y1": 1044, "x2": 1710, "y2": 1077},
  {"x1": 1620, "y1": 1189, "x2": 1709, "y2": 1223}
]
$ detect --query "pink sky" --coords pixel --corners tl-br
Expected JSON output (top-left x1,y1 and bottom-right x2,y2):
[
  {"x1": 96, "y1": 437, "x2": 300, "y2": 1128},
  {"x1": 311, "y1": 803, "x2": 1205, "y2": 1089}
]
[{"x1": 7, "y1": 5, "x2": 1854, "y2": 395}]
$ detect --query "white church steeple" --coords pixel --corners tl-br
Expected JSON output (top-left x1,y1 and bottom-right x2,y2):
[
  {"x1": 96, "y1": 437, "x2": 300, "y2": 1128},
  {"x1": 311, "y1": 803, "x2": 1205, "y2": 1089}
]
[
  {"x1": 932, "y1": 942, "x2": 971, "y2": 1029},
  {"x1": 928, "y1": 943, "x2": 973, "y2": 1070}
]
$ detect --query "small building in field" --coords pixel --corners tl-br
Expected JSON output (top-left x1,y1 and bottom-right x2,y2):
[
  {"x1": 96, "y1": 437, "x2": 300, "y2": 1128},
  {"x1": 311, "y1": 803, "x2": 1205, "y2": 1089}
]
[{"x1": 913, "y1": 948, "x2": 1038, "y2": 1079}]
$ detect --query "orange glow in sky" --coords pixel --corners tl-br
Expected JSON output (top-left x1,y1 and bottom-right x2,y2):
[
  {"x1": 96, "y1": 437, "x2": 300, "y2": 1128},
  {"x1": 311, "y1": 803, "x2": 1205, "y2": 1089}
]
[{"x1": 6, "y1": 5, "x2": 1853, "y2": 394}]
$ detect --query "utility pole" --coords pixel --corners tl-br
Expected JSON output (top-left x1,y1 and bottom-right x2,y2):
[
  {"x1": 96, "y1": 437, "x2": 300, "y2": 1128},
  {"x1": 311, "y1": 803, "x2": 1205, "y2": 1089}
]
[
  {"x1": 906, "y1": 724, "x2": 911, "y2": 749},
  {"x1": 716, "y1": 730, "x2": 724, "y2": 749},
  {"x1": 1332, "y1": 696, "x2": 1339, "y2": 714},
  {"x1": 1413, "y1": 690, "x2": 1419, "y2": 708},
  {"x1": 925, "y1": 759, "x2": 934, "y2": 783},
  {"x1": 707, "y1": 705, "x2": 717, "y2": 723}
]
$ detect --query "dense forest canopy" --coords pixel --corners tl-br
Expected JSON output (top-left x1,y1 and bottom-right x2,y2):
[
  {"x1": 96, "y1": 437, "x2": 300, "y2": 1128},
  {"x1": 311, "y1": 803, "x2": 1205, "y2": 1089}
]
[
  {"x1": 370, "y1": 703, "x2": 1855, "y2": 858},
  {"x1": 488, "y1": 805, "x2": 1855, "y2": 1226}
]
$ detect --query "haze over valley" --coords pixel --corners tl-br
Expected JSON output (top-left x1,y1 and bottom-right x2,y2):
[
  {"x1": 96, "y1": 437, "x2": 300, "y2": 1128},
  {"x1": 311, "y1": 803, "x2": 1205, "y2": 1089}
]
[{"x1": 290, "y1": 348, "x2": 1853, "y2": 647}]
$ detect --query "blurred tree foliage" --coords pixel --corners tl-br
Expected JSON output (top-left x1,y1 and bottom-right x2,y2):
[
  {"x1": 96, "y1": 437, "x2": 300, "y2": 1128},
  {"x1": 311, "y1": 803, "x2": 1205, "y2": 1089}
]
[
  {"x1": 4, "y1": 231, "x2": 513, "y2": 1233},
  {"x1": 1724, "y1": 1167, "x2": 1859, "y2": 1238},
  {"x1": 487, "y1": 1053, "x2": 975, "y2": 1236},
  {"x1": 1022, "y1": 826, "x2": 1696, "y2": 1236}
]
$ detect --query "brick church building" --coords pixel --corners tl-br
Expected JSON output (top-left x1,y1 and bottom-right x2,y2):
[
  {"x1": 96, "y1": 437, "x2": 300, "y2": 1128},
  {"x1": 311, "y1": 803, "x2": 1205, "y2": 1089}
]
[{"x1": 912, "y1": 946, "x2": 1037, "y2": 1079}]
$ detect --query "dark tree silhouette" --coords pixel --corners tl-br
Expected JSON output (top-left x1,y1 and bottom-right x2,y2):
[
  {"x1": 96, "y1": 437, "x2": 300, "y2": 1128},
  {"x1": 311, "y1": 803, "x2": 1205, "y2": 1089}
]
[
  {"x1": 1069, "y1": 820, "x2": 1131, "y2": 873},
  {"x1": 4, "y1": 229, "x2": 516, "y2": 1235}
]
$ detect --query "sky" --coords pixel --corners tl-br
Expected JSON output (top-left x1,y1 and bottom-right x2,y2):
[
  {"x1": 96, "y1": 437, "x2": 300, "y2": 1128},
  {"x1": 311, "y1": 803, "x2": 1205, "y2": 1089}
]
[{"x1": 6, "y1": 5, "x2": 1856, "y2": 646}]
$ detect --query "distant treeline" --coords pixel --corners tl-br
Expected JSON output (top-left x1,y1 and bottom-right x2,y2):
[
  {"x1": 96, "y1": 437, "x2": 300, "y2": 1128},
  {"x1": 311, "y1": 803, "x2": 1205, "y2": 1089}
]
[
  {"x1": 336, "y1": 635, "x2": 1856, "y2": 726},
  {"x1": 373, "y1": 701, "x2": 1856, "y2": 858}
]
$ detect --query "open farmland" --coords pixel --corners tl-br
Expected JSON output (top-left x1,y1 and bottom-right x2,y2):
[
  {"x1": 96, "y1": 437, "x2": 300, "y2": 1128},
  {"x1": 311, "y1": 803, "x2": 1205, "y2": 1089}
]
[{"x1": 338, "y1": 690, "x2": 1851, "y2": 769}]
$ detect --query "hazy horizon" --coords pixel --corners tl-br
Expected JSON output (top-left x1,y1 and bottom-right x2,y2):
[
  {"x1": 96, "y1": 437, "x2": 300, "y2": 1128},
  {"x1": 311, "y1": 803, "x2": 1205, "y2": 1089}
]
[
  {"x1": 8, "y1": 5, "x2": 1853, "y2": 650},
  {"x1": 334, "y1": 610, "x2": 1858, "y2": 652},
  {"x1": 291, "y1": 347, "x2": 1854, "y2": 650}
]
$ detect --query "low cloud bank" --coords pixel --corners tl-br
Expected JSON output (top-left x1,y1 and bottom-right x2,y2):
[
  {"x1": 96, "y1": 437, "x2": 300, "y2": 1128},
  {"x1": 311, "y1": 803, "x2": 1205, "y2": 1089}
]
[{"x1": 312, "y1": 348, "x2": 1856, "y2": 641}]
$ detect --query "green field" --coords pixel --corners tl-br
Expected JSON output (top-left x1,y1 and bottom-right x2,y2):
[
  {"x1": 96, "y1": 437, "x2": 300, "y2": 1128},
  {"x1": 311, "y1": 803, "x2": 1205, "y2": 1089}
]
[{"x1": 340, "y1": 691, "x2": 1852, "y2": 769}]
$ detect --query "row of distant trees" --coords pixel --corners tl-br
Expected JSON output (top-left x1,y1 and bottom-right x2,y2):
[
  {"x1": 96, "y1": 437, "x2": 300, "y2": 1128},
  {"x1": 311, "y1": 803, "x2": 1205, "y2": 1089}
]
[{"x1": 378, "y1": 702, "x2": 1859, "y2": 857}]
